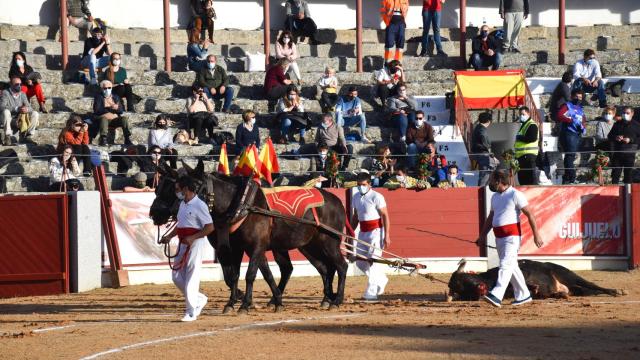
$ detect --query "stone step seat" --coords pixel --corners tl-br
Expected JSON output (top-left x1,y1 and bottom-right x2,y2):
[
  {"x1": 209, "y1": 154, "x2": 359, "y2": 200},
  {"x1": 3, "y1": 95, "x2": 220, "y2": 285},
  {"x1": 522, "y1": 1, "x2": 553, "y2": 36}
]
[
  {"x1": 537, "y1": 93, "x2": 640, "y2": 107},
  {"x1": 3, "y1": 23, "x2": 639, "y2": 45},
  {"x1": 4, "y1": 35, "x2": 638, "y2": 59}
]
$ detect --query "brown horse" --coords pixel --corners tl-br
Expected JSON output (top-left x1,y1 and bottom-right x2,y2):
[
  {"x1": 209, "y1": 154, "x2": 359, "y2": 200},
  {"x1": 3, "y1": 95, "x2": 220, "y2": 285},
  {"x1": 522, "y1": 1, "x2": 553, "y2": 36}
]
[{"x1": 150, "y1": 161, "x2": 348, "y2": 313}]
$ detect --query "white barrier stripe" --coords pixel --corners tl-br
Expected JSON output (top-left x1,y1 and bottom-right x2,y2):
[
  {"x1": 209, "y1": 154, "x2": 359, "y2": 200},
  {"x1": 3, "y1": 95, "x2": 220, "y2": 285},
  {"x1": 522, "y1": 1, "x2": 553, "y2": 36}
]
[
  {"x1": 79, "y1": 314, "x2": 362, "y2": 360},
  {"x1": 32, "y1": 325, "x2": 77, "y2": 333}
]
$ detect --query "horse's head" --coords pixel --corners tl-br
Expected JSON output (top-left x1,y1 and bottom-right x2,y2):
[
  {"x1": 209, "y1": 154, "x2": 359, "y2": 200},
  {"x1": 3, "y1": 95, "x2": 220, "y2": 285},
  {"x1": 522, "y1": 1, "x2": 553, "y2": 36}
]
[
  {"x1": 447, "y1": 260, "x2": 489, "y2": 301},
  {"x1": 149, "y1": 162, "x2": 180, "y2": 226}
]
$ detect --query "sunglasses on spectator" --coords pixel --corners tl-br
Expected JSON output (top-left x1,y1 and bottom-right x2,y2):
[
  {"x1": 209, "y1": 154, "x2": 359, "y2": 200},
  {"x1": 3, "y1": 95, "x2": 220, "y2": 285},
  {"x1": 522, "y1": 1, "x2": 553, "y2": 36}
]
[
  {"x1": 152, "y1": 151, "x2": 162, "y2": 154},
  {"x1": 74, "y1": 123, "x2": 83, "y2": 127},
  {"x1": 103, "y1": 87, "x2": 112, "y2": 90},
  {"x1": 416, "y1": 117, "x2": 424, "y2": 120}
]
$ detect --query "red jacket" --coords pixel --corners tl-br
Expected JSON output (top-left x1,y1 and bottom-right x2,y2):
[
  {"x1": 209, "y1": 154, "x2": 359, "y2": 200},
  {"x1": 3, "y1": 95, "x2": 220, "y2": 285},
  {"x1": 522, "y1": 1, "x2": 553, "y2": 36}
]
[
  {"x1": 423, "y1": 0, "x2": 442, "y2": 11},
  {"x1": 62, "y1": 130, "x2": 89, "y2": 145}
]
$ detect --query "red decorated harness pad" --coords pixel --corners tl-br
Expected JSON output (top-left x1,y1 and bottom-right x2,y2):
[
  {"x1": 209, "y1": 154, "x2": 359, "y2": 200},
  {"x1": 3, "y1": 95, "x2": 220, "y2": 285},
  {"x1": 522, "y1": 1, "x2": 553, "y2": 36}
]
[{"x1": 261, "y1": 186, "x2": 325, "y2": 219}]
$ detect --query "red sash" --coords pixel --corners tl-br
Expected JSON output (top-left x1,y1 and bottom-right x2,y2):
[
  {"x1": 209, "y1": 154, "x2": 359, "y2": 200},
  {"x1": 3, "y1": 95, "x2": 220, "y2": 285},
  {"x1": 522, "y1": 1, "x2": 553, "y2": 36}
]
[
  {"x1": 176, "y1": 227, "x2": 200, "y2": 244},
  {"x1": 360, "y1": 219, "x2": 383, "y2": 233},
  {"x1": 493, "y1": 223, "x2": 521, "y2": 238}
]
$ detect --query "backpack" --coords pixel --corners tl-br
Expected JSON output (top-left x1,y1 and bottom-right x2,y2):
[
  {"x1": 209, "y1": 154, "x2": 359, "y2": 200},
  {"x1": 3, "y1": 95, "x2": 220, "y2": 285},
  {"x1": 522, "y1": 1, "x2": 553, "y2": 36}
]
[
  {"x1": 605, "y1": 79, "x2": 625, "y2": 97},
  {"x1": 212, "y1": 131, "x2": 235, "y2": 146}
]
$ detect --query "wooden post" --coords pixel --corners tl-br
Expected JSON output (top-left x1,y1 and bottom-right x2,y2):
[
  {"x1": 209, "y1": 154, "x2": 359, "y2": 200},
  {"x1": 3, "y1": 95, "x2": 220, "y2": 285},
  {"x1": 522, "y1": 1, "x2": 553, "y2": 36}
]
[
  {"x1": 60, "y1": 0, "x2": 69, "y2": 70},
  {"x1": 264, "y1": 0, "x2": 271, "y2": 68},
  {"x1": 356, "y1": 0, "x2": 363, "y2": 72},
  {"x1": 460, "y1": 0, "x2": 467, "y2": 68},
  {"x1": 163, "y1": 0, "x2": 172, "y2": 73},
  {"x1": 558, "y1": 0, "x2": 566, "y2": 65}
]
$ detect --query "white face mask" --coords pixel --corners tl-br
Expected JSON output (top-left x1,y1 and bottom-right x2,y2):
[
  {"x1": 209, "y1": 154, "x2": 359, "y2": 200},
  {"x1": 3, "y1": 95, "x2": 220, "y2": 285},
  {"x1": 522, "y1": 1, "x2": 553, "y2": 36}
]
[
  {"x1": 16, "y1": 59, "x2": 24, "y2": 67},
  {"x1": 415, "y1": 119, "x2": 424, "y2": 127},
  {"x1": 396, "y1": 175, "x2": 405, "y2": 182},
  {"x1": 176, "y1": 191, "x2": 185, "y2": 200},
  {"x1": 103, "y1": 88, "x2": 112, "y2": 97},
  {"x1": 321, "y1": 122, "x2": 330, "y2": 129},
  {"x1": 112, "y1": 59, "x2": 121, "y2": 66},
  {"x1": 208, "y1": 62, "x2": 216, "y2": 69},
  {"x1": 320, "y1": 151, "x2": 328, "y2": 159},
  {"x1": 604, "y1": 114, "x2": 614, "y2": 121},
  {"x1": 624, "y1": 114, "x2": 633, "y2": 122},
  {"x1": 448, "y1": 174, "x2": 457, "y2": 183},
  {"x1": 519, "y1": 114, "x2": 528, "y2": 122},
  {"x1": 357, "y1": 185, "x2": 369, "y2": 195},
  {"x1": 288, "y1": 95, "x2": 296, "y2": 101},
  {"x1": 250, "y1": 118, "x2": 256, "y2": 126},
  {"x1": 283, "y1": 38, "x2": 290, "y2": 44},
  {"x1": 151, "y1": 153, "x2": 161, "y2": 161}
]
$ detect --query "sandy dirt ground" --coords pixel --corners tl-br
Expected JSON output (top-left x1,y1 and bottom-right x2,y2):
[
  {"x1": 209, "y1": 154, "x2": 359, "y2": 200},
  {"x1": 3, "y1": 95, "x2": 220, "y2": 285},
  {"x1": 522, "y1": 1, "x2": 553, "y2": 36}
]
[{"x1": 1, "y1": 270, "x2": 639, "y2": 360}]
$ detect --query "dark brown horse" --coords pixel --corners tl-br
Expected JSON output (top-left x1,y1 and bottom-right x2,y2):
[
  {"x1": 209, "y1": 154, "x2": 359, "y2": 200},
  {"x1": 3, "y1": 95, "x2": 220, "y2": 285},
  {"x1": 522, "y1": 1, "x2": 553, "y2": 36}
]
[{"x1": 149, "y1": 161, "x2": 348, "y2": 313}]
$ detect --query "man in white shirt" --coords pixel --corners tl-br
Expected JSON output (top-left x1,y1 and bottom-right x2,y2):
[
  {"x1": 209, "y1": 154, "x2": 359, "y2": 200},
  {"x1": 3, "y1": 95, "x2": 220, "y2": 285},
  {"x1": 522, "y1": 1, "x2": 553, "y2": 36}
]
[
  {"x1": 572, "y1": 49, "x2": 607, "y2": 108},
  {"x1": 160, "y1": 176, "x2": 214, "y2": 321},
  {"x1": 477, "y1": 170, "x2": 543, "y2": 307},
  {"x1": 351, "y1": 172, "x2": 392, "y2": 300}
]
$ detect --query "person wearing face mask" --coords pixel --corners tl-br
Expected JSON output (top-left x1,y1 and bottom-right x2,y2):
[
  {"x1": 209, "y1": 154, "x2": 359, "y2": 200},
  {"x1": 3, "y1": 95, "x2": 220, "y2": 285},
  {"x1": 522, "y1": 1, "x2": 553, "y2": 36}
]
[
  {"x1": 105, "y1": 52, "x2": 136, "y2": 113},
  {"x1": 148, "y1": 114, "x2": 178, "y2": 169},
  {"x1": 406, "y1": 110, "x2": 435, "y2": 168},
  {"x1": 49, "y1": 145, "x2": 83, "y2": 192},
  {"x1": 314, "y1": 113, "x2": 352, "y2": 170},
  {"x1": 264, "y1": 58, "x2": 293, "y2": 111},
  {"x1": 284, "y1": 0, "x2": 320, "y2": 45},
  {"x1": 308, "y1": 143, "x2": 332, "y2": 188},
  {"x1": 384, "y1": 167, "x2": 425, "y2": 189},
  {"x1": 548, "y1": 72, "x2": 573, "y2": 123},
  {"x1": 470, "y1": 25, "x2": 502, "y2": 71},
  {"x1": 572, "y1": 49, "x2": 607, "y2": 108},
  {"x1": 608, "y1": 106, "x2": 640, "y2": 184},
  {"x1": 370, "y1": 146, "x2": 396, "y2": 187},
  {"x1": 477, "y1": 170, "x2": 543, "y2": 308},
  {"x1": 438, "y1": 164, "x2": 466, "y2": 189},
  {"x1": 557, "y1": 90, "x2": 586, "y2": 184},
  {"x1": 351, "y1": 172, "x2": 391, "y2": 300},
  {"x1": 1, "y1": 76, "x2": 40, "y2": 145},
  {"x1": 375, "y1": 60, "x2": 405, "y2": 108},
  {"x1": 8, "y1": 52, "x2": 47, "y2": 113},
  {"x1": 594, "y1": 106, "x2": 617, "y2": 152},
  {"x1": 81, "y1": 27, "x2": 112, "y2": 86},
  {"x1": 58, "y1": 114, "x2": 93, "y2": 176},
  {"x1": 235, "y1": 110, "x2": 260, "y2": 155},
  {"x1": 276, "y1": 31, "x2": 302, "y2": 85},
  {"x1": 277, "y1": 86, "x2": 308, "y2": 144},
  {"x1": 186, "y1": 84, "x2": 218, "y2": 143},
  {"x1": 93, "y1": 79, "x2": 132, "y2": 146},
  {"x1": 386, "y1": 83, "x2": 417, "y2": 143},
  {"x1": 160, "y1": 176, "x2": 214, "y2": 322},
  {"x1": 335, "y1": 86, "x2": 370, "y2": 144},
  {"x1": 187, "y1": 36, "x2": 210, "y2": 72},
  {"x1": 196, "y1": 55, "x2": 234, "y2": 113},
  {"x1": 513, "y1": 106, "x2": 539, "y2": 185}
]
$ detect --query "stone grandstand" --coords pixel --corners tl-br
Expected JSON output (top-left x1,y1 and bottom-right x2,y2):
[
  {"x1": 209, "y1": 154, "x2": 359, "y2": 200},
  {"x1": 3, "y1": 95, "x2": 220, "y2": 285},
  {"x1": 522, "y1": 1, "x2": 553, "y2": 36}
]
[{"x1": 0, "y1": 23, "x2": 639, "y2": 191}]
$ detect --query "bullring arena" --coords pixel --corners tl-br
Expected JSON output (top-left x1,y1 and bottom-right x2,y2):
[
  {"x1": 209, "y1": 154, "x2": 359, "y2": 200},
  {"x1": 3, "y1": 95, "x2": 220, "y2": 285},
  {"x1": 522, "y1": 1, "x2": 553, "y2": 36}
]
[{"x1": 2, "y1": 1, "x2": 640, "y2": 359}]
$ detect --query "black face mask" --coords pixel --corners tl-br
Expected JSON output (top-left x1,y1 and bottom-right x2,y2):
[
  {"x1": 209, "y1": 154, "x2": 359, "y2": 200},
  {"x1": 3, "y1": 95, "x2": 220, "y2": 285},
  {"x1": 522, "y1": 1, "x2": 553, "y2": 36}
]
[
  {"x1": 488, "y1": 183, "x2": 498, "y2": 192},
  {"x1": 572, "y1": 99, "x2": 580, "y2": 105},
  {"x1": 156, "y1": 124, "x2": 167, "y2": 129},
  {"x1": 480, "y1": 31, "x2": 488, "y2": 38}
]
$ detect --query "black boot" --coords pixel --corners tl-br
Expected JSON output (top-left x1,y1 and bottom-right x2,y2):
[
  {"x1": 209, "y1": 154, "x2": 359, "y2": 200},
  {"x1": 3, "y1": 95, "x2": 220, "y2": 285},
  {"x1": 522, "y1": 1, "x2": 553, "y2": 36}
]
[
  {"x1": 124, "y1": 136, "x2": 133, "y2": 146},
  {"x1": 99, "y1": 136, "x2": 108, "y2": 146}
]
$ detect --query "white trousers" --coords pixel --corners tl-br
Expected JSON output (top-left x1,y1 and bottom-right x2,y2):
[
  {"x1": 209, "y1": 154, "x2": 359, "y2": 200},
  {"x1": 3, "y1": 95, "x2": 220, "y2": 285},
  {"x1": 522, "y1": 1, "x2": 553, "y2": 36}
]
[
  {"x1": 287, "y1": 61, "x2": 302, "y2": 82},
  {"x1": 503, "y1": 12, "x2": 524, "y2": 50},
  {"x1": 355, "y1": 227, "x2": 388, "y2": 298},
  {"x1": 490, "y1": 235, "x2": 531, "y2": 301},
  {"x1": 172, "y1": 237, "x2": 207, "y2": 315}
]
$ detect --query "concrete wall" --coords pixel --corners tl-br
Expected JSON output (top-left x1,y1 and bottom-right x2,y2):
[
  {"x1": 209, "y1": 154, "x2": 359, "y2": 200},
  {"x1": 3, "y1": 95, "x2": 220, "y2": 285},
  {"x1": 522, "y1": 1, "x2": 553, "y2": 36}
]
[
  {"x1": 4, "y1": 0, "x2": 640, "y2": 30},
  {"x1": 69, "y1": 191, "x2": 102, "y2": 293}
]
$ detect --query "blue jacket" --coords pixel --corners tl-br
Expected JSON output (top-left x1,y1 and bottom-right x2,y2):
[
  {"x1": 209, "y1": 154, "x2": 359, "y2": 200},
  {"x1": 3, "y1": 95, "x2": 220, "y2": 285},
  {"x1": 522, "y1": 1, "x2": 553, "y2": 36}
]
[
  {"x1": 335, "y1": 96, "x2": 362, "y2": 118},
  {"x1": 560, "y1": 102, "x2": 586, "y2": 135}
]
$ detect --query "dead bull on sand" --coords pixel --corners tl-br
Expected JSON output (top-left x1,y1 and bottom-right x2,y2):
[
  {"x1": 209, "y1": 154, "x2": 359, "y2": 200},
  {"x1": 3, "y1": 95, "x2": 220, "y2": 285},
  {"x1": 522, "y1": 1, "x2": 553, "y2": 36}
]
[{"x1": 447, "y1": 259, "x2": 626, "y2": 302}]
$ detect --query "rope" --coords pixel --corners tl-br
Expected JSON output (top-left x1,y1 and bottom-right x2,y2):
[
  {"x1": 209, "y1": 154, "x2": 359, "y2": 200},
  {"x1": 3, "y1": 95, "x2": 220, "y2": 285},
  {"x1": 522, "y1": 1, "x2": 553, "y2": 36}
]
[
  {"x1": 156, "y1": 219, "x2": 190, "y2": 271},
  {"x1": 406, "y1": 227, "x2": 497, "y2": 249}
]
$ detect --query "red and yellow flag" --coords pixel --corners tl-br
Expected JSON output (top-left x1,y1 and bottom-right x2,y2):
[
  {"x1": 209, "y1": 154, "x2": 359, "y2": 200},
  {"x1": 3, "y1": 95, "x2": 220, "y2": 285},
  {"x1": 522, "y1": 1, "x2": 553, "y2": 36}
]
[
  {"x1": 233, "y1": 144, "x2": 261, "y2": 183},
  {"x1": 258, "y1": 137, "x2": 280, "y2": 185},
  {"x1": 454, "y1": 70, "x2": 525, "y2": 109},
  {"x1": 217, "y1": 142, "x2": 230, "y2": 175}
]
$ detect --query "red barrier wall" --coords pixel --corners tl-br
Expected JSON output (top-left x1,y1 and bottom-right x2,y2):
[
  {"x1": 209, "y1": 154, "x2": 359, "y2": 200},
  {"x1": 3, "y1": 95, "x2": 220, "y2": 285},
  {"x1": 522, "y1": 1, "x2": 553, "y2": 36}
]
[
  {"x1": 0, "y1": 194, "x2": 69, "y2": 298},
  {"x1": 631, "y1": 184, "x2": 640, "y2": 269}
]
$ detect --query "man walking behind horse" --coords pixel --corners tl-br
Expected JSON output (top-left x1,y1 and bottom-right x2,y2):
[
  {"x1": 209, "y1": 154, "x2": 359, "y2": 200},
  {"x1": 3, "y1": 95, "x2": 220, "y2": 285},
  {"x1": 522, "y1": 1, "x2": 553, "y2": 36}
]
[
  {"x1": 352, "y1": 172, "x2": 391, "y2": 300},
  {"x1": 478, "y1": 170, "x2": 543, "y2": 308},
  {"x1": 160, "y1": 176, "x2": 214, "y2": 322}
]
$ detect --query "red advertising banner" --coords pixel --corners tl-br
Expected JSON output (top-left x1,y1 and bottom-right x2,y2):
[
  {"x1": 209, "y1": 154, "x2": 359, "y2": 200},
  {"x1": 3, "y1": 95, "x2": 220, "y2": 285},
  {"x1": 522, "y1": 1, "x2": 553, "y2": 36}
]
[{"x1": 517, "y1": 186, "x2": 625, "y2": 256}]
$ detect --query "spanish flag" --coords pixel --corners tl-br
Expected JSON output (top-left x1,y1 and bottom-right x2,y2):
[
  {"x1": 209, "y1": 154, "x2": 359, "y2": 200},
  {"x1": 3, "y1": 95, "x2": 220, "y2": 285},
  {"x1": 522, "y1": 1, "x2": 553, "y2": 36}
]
[
  {"x1": 217, "y1": 142, "x2": 230, "y2": 175},
  {"x1": 454, "y1": 70, "x2": 525, "y2": 109},
  {"x1": 258, "y1": 137, "x2": 280, "y2": 185},
  {"x1": 233, "y1": 144, "x2": 261, "y2": 183}
]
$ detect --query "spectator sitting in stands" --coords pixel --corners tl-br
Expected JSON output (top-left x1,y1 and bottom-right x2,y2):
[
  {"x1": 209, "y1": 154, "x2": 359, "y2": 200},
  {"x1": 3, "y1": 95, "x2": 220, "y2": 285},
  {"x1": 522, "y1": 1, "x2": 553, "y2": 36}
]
[
  {"x1": 123, "y1": 172, "x2": 155, "y2": 192},
  {"x1": 386, "y1": 83, "x2": 417, "y2": 143},
  {"x1": 264, "y1": 58, "x2": 293, "y2": 111},
  {"x1": 174, "y1": 129, "x2": 198, "y2": 146},
  {"x1": 187, "y1": 36, "x2": 210, "y2": 72},
  {"x1": 573, "y1": 49, "x2": 607, "y2": 108},
  {"x1": 370, "y1": 145, "x2": 396, "y2": 187},
  {"x1": 148, "y1": 114, "x2": 178, "y2": 169},
  {"x1": 105, "y1": 52, "x2": 136, "y2": 113},
  {"x1": 66, "y1": 0, "x2": 94, "y2": 32},
  {"x1": 594, "y1": 106, "x2": 617, "y2": 151},
  {"x1": 190, "y1": 0, "x2": 216, "y2": 43},
  {"x1": 284, "y1": 0, "x2": 320, "y2": 44},
  {"x1": 197, "y1": 55, "x2": 234, "y2": 113},
  {"x1": 9, "y1": 52, "x2": 47, "y2": 113},
  {"x1": 276, "y1": 31, "x2": 302, "y2": 85},
  {"x1": 93, "y1": 79, "x2": 132, "y2": 146},
  {"x1": 307, "y1": 143, "x2": 331, "y2": 188},
  {"x1": 315, "y1": 113, "x2": 352, "y2": 171},
  {"x1": 424, "y1": 140, "x2": 447, "y2": 186},
  {"x1": 557, "y1": 90, "x2": 587, "y2": 184},
  {"x1": 186, "y1": 84, "x2": 217, "y2": 143},
  {"x1": 317, "y1": 66, "x2": 338, "y2": 112},
  {"x1": 277, "y1": 86, "x2": 308, "y2": 144},
  {"x1": 406, "y1": 110, "x2": 435, "y2": 168},
  {"x1": 336, "y1": 86, "x2": 370, "y2": 143},
  {"x1": 375, "y1": 60, "x2": 405, "y2": 107},
  {"x1": 384, "y1": 167, "x2": 429, "y2": 189},
  {"x1": 49, "y1": 145, "x2": 83, "y2": 192},
  {"x1": 1, "y1": 76, "x2": 40, "y2": 145},
  {"x1": 470, "y1": 25, "x2": 502, "y2": 71},
  {"x1": 81, "y1": 27, "x2": 112, "y2": 86},
  {"x1": 608, "y1": 106, "x2": 640, "y2": 184},
  {"x1": 235, "y1": 110, "x2": 260, "y2": 155},
  {"x1": 548, "y1": 71, "x2": 573, "y2": 122},
  {"x1": 58, "y1": 114, "x2": 93, "y2": 176},
  {"x1": 438, "y1": 164, "x2": 466, "y2": 189}
]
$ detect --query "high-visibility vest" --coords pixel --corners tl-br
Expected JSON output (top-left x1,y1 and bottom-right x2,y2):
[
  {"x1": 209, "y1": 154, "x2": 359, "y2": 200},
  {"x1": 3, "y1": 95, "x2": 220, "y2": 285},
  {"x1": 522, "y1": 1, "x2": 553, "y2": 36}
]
[
  {"x1": 514, "y1": 119, "x2": 539, "y2": 158},
  {"x1": 380, "y1": 0, "x2": 409, "y2": 26}
]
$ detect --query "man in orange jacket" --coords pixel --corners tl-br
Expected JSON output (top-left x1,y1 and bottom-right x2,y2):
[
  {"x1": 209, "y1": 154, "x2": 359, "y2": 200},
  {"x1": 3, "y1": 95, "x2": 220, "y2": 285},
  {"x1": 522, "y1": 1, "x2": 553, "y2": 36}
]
[{"x1": 380, "y1": 0, "x2": 409, "y2": 62}]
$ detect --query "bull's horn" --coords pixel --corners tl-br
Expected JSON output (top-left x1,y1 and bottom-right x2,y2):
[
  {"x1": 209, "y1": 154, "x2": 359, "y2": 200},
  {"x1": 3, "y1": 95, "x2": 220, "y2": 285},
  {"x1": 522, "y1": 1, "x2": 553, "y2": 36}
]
[{"x1": 456, "y1": 259, "x2": 467, "y2": 273}]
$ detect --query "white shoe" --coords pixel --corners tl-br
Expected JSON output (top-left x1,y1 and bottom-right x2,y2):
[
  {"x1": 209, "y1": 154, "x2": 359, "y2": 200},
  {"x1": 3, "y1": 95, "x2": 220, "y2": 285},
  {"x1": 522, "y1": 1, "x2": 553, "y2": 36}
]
[
  {"x1": 377, "y1": 278, "x2": 389, "y2": 296},
  {"x1": 194, "y1": 296, "x2": 208, "y2": 317},
  {"x1": 181, "y1": 313, "x2": 197, "y2": 322},
  {"x1": 362, "y1": 294, "x2": 378, "y2": 301}
]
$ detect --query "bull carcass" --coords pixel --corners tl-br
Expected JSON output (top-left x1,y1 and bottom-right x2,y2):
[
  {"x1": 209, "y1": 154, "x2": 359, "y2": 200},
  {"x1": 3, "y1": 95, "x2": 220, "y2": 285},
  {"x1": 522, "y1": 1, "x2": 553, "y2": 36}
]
[{"x1": 447, "y1": 259, "x2": 624, "y2": 301}]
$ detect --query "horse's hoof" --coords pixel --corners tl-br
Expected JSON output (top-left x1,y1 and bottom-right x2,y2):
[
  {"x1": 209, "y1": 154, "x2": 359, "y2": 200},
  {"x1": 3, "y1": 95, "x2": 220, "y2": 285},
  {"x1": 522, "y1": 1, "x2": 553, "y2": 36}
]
[
  {"x1": 237, "y1": 307, "x2": 249, "y2": 315},
  {"x1": 320, "y1": 301, "x2": 331, "y2": 309},
  {"x1": 328, "y1": 304, "x2": 340, "y2": 311},
  {"x1": 222, "y1": 305, "x2": 234, "y2": 314},
  {"x1": 274, "y1": 304, "x2": 285, "y2": 313},
  {"x1": 266, "y1": 301, "x2": 275, "y2": 309}
]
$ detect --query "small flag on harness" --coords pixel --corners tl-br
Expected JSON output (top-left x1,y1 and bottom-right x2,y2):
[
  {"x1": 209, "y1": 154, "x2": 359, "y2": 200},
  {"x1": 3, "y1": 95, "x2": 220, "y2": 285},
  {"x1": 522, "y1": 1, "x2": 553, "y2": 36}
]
[
  {"x1": 218, "y1": 142, "x2": 230, "y2": 175},
  {"x1": 258, "y1": 137, "x2": 280, "y2": 185}
]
